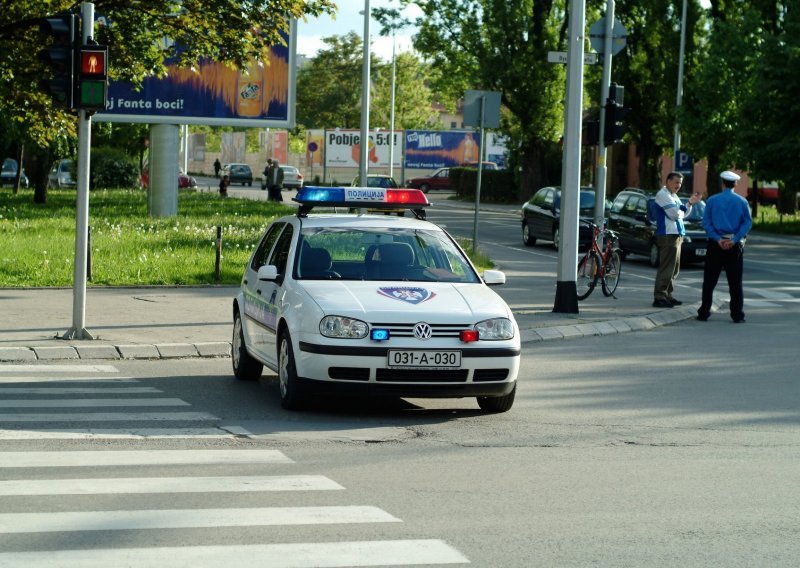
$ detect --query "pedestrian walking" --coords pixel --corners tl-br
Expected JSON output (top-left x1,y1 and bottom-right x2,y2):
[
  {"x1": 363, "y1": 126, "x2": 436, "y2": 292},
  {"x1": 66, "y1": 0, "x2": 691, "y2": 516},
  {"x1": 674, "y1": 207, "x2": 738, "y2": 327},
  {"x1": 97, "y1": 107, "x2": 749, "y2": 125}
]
[
  {"x1": 214, "y1": 158, "x2": 221, "y2": 178},
  {"x1": 269, "y1": 160, "x2": 284, "y2": 202},
  {"x1": 697, "y1": 170, "x2": 753, "y2": 323},
  {"x1": 652, "y1": 171, "x2": 702, "y2": 308},
  {"x1": 262, "y1": 158, "x2": 273, "y2": 191},
  {"x1": 219, "y1": 174, "x2": 229, "y2": 198}
]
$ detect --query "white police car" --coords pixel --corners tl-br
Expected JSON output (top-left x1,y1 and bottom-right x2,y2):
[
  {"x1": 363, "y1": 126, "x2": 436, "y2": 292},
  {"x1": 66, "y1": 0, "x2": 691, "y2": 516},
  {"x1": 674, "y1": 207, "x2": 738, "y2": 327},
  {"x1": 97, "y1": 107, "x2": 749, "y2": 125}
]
[{"x1": 232, "y1": 186, "x2": 521, "y2": 411}]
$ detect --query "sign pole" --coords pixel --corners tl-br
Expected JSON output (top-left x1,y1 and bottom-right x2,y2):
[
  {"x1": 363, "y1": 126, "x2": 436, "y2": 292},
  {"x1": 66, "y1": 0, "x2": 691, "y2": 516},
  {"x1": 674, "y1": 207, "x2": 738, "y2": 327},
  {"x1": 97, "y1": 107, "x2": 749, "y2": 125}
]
[
  {"x1": 472, "y1": 96, "x2": 485, "y2": 254},
  {"x1": 64, "y1": 1, "x2": 95, "y2": 340},
  {"x1": 594, "y1": 0, "x2": 615, "y2": 240}
]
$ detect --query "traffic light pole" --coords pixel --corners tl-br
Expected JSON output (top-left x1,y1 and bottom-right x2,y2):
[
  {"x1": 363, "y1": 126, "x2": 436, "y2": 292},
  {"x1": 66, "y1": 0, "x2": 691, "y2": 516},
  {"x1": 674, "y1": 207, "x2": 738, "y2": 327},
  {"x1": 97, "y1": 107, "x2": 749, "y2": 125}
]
[
  {"x1": 594, "y1": 0, "x2": 615, "y2": 235},
  {"x1": 63, "y1": 2, "x2": 95, "y2": 340}
]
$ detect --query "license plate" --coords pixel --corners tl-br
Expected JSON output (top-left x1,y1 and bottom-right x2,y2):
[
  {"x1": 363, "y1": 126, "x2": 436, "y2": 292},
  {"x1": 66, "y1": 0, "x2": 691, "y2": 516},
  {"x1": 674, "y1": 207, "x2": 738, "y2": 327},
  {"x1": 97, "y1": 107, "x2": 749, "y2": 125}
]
[
  {"x1": 388, "y1": 350, "x2": 462, "y2": 369},
  {"x1": 695, "y1": 248, "x2": 706, "y2": 257}
]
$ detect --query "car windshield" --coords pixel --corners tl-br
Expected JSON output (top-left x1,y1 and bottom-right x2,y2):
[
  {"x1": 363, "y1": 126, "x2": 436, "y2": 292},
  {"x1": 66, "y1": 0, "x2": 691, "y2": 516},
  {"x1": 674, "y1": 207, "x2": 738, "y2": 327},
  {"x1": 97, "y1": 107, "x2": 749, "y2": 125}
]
[
  {"x1": 683, "y1": 199, "x2": 705, "y2": 222},
  {"x1": 2, "y1": 159, "x2": 17, "y2": 173},
  {"x1": 295, "y1": 227, "x2": 481, "y2": 283}
]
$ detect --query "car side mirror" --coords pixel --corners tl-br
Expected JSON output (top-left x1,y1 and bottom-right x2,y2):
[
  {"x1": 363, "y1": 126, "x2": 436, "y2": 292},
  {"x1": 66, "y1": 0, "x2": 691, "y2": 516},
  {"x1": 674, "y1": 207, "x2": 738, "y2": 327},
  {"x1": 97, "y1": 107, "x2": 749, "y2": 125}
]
[
  {"x1": 483, "y1": 269, "x2": 506, "y2": 286},
  {"x1": 257, "y1": 265, "x2": 279, "y2": 281}
]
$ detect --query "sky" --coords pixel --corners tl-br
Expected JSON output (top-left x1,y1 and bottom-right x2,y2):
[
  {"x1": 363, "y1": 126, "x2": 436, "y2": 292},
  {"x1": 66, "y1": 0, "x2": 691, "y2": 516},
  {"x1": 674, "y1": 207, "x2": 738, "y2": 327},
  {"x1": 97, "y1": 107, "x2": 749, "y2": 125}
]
[{"x1": 296, "y1": 0, "x2": 422, "y2": 62}]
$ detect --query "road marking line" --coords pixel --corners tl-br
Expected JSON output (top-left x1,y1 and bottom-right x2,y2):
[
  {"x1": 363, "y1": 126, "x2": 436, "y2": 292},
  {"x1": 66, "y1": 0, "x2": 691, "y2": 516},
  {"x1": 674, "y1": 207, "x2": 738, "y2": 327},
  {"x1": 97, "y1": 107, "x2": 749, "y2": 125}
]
[
  {"x1": 0, "y1": 428, "x2": 242, "y2": 440},
  {"x1": 0, "y1": 475, "x2": 344, "y2": 496},
  {"x1": 0, "y1": 449, "x2": 292, "y2": 468},
  {"x1": 0, "y1": 365, "x2": 119, "y2": 373},
  {"x1": 0, "y1": 398, "x2": 190, "y2": 408},
  {"x1": 0, "y1": 506, "x2": 400, "y2": 533},
  {"x1": 0, "y1": 540, "x2": 469, "y2": 567},
  {"x1": 0, "y1": 412, "x2": 218, "y2": 423},
  {"x1": 0, "y1": 387, "x2": 161, "y2": 394},
  {"x1": 0, "y1": 376, "x2": 137, "y2": 383}
]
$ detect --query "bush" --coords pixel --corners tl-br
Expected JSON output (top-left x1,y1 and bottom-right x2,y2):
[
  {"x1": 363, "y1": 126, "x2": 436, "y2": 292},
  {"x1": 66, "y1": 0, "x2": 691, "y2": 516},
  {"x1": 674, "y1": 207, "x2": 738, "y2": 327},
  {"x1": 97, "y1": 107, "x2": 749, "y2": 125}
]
[
  {"x1": 452, "y1": 167, "x2": 518, "y2": 203},
  {"x1": 89, "y1": 147, "x2": 140, "y2": 189}
]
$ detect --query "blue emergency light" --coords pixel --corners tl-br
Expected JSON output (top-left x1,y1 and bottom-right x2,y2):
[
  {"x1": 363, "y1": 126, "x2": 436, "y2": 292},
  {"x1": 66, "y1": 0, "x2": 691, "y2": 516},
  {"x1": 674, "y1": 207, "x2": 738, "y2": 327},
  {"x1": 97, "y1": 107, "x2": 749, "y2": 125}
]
[{"x1": 294, "y1": 186, "x2": 430, "y2": 217}]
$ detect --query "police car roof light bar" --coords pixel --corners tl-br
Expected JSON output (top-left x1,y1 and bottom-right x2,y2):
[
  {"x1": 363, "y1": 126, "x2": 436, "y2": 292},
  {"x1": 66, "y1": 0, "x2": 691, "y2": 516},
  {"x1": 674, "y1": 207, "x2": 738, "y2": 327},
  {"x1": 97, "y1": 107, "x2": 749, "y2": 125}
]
[{"x1": 294, "y1": 187, "x2": 430, "y2": 217}]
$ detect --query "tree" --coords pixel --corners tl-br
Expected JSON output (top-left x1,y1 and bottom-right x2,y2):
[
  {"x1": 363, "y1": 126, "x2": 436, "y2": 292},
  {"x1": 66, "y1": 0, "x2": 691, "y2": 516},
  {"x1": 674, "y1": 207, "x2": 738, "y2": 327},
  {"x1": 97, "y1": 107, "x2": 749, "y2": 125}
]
[
  {"x1": 296, "y1": 33, "x2": 373, "y2": 129},
  {"x1": 397, "y1": 0, "x2": 580, "y2": 200},
  {"x1": 369, "y1": 52, "x2": 441, "y2": 129},
  {"x1": 0, "y1": 0, "x2": 335, "y2": 200}
]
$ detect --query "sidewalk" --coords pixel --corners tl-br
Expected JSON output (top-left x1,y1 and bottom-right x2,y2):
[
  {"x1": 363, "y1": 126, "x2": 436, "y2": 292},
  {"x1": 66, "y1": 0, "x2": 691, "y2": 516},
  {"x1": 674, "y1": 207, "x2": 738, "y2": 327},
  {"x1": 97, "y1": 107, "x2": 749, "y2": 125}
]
[{"x1": 0, "y1": 193, "x2": 738, "y2": 362}]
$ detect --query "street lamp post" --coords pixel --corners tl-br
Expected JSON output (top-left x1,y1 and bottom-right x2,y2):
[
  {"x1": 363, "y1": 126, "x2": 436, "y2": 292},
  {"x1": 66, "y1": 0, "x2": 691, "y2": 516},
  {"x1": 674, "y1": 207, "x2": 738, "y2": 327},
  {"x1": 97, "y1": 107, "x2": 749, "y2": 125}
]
[{"x1": 388, "y1": 29, "x2": 397, "y2": 179}]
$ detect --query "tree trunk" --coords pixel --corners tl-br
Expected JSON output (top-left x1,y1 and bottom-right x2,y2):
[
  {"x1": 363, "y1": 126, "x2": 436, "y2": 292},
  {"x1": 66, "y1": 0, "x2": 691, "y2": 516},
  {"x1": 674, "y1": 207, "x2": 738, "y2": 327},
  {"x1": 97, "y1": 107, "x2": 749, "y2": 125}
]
[{"x1": 518, "y1": 140, "x2": 551, "y2": 203}]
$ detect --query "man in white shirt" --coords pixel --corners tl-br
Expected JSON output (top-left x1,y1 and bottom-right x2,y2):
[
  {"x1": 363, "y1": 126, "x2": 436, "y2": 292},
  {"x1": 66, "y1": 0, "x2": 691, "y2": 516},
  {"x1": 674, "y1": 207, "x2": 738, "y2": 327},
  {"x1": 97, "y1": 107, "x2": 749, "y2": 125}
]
[{"x1": 652, "y1": 171, "x2": 701, "y2": 308}]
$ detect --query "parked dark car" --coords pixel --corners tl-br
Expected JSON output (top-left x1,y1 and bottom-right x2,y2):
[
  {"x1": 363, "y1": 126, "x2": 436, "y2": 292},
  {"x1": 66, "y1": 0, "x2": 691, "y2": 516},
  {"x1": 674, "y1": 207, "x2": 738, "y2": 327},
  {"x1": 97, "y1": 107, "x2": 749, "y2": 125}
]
[
  {"x1": 521, "y1": 186, "x2": 599, "y2": 249},
  {"x1": 406, "y1": 167, "x2": 450, "y2": 192},
  {"x1": 224, "y1": 163, "x2": 253, "y2": 186},
  {"x1": 1, "y1": 158, "x2": 29, "y2": 188},
  {"x1": 608, "y1": 188, "x2": 708, "y2": 267}
]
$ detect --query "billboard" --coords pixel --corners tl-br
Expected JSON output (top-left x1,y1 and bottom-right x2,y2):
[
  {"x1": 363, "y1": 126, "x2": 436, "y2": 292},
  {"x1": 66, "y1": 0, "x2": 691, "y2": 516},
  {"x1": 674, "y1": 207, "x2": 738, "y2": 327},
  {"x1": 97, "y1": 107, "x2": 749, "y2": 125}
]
[
  {"x1": 404, "y1": 130, "x2": 481, "y2": 169},
  {"x1": 96, "y1": 24, "x2": 296, "y2": 127},
  {"x1": 324, "y1": 129, "x2": 402, "y2": 169}
]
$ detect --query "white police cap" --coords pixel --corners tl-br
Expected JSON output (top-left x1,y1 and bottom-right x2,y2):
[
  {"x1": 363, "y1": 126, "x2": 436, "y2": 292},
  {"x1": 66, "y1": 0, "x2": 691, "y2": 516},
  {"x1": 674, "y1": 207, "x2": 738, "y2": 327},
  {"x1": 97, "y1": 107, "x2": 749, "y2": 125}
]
[{"x1": 720, "y1": 170, "x2": 741, "y2": 182}]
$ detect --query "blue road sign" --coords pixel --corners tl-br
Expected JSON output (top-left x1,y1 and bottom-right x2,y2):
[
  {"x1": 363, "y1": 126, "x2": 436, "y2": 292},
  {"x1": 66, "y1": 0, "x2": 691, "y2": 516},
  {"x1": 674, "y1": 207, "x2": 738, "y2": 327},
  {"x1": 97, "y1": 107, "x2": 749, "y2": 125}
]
[{"x1": 675, "y1": 151, "x2": 693, "y2": 174}]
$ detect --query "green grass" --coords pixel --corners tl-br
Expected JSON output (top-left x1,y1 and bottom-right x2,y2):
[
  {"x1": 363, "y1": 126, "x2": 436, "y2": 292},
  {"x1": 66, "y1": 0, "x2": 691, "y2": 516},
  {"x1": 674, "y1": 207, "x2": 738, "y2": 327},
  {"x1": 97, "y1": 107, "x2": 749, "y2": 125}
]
[
  {"x1": 0, "y1": 188, "x2": 493, "y2": 287},
  {"x1": 752, "y1": 204, "x2": 800, "y2": 235}
]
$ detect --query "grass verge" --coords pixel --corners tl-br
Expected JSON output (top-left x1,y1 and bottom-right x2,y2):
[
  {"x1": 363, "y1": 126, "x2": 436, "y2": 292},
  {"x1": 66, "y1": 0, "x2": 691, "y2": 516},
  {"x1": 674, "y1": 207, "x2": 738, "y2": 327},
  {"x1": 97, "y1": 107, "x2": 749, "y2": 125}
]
[{"x1": 1, "y1": 188, "x2": 493, "y2": 287}]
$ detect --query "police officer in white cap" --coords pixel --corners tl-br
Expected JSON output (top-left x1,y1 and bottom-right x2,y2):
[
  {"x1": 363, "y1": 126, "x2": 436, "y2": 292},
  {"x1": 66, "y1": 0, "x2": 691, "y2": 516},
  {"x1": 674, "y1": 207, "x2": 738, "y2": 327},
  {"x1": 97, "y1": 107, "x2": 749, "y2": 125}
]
[{"x1": 697, "y1": 170, "x2": 753, "y2": 323}]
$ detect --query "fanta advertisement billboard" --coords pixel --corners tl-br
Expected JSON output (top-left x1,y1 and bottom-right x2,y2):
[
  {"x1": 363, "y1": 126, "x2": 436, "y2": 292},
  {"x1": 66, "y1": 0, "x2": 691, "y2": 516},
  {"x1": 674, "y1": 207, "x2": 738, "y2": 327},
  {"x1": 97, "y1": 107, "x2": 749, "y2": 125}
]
[
  {"x1": 96, "y1": 25, "x2": 295, "y2": 127},
  {"x1": 324, "y1": 129, "x2": 402, "y2": 169},
  {"x1": 404, "y1": 130, "x2": 481, "y2": 169}
]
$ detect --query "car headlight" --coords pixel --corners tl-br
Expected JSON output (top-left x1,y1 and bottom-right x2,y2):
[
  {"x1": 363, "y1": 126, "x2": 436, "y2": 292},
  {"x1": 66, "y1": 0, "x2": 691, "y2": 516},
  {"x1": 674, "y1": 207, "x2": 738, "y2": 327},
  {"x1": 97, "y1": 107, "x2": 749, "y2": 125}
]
[
  {"x1": 475, "y1": 317, "x2": 515, "y2": 340},
  {"x1": 320, "y1": 315, "x2": 369, "y2": 339}
]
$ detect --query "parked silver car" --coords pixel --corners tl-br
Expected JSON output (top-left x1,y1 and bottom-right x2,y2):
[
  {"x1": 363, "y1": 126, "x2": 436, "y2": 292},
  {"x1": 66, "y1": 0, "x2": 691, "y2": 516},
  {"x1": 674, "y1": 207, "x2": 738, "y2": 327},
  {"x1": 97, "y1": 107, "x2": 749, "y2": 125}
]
[
  {"x1": 279, "y1": 165, "x2": 304, "y2": 189},
  {"x1": 48, "y1": 159, "x2": 76, "y2": 189}
]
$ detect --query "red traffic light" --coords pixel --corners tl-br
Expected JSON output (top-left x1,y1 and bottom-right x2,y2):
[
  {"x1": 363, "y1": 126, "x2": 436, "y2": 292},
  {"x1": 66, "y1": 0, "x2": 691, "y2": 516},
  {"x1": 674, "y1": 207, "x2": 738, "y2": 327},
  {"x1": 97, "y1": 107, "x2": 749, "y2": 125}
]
[{"x1": 80, "y1": 48, "x2": 107, "y2": 78}]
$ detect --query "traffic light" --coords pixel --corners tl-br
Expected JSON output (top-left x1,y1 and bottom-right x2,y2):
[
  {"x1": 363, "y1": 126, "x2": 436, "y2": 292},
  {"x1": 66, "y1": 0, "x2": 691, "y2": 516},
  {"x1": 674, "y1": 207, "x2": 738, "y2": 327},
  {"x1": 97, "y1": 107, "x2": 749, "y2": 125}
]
[
  {"x1": 77, "y1": 43, "x2": 109, "y2": 113},
  {"x1": 603, "y1": 98, "x2": 630, "y2": 147},
  {"x1": 39, "y1": 14, "x2": 78, "y2": 109}
]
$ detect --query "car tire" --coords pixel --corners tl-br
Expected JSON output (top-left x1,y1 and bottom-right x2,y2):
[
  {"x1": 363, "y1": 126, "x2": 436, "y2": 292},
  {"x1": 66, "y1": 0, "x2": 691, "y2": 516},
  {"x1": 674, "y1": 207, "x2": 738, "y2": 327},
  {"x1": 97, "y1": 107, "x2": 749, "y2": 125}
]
[
  {"x1": 420, "y1": 183, "x2": 430, "y2": 193},
  {"x1": 552, "y1": 226, "x2": 560, "y2": 250},
  {"x1": 522, "y1": 222, "x2": 536, "y2": 246},
  {"x1": 232, "y1": 311, "x2": 263, "y2": 380},
  {"x1": 279, "y1": 330, "x2": 306, "y2": 410},
  {"x1": 649, "y1": 242, "x2": 660, "y2": 268},
  {"x1": 477, "y1": 383, "x2": 516, "y2": 413}
]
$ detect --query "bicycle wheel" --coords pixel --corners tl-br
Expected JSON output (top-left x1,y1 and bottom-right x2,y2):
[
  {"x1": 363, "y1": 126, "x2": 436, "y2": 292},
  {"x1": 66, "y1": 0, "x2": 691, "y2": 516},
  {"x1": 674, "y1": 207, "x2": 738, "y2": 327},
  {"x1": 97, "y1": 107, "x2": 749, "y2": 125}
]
[
  {"x1": 601, "y1": 249, "x2": 622, "y2": 296},
  {"x1": 576, "y1": 251, "x2": 600, "y2": 300}
]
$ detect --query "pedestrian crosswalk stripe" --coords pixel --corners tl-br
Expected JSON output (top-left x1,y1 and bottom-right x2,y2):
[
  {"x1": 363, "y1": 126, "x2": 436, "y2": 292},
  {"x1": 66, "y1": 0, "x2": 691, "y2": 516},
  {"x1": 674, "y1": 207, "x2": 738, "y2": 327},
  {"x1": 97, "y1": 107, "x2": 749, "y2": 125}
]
[
  {"x1": 0, "y1": 540, "x2": 469, "y2": 567},
  {"x1": 0, "y1": 386, "x2": 161, "y2": 394},
  {"x1": 0, "y1": 428, "x2": 240, "y2": 440},
  {"x1": 0, "y1": 475, "x2": 344, "y2": 496},
  {"x1": 0, "y1": 376, "x2": 137, "y2": 383},
  {"x1": 0, "y1": 506, "x2": 400, "y2": 533},
  {"x1": 0, "y1": 398, "x2": 190, "y2": 408},
  {"x1": 0, "y1": 412, "x2": 218, "y2": 423},
  {"x1": 0, "y1": 449, "x2": 292, "y2": 468},
  {"x1": 0, "y1": 364, "x2": 119, "y2": 374}
]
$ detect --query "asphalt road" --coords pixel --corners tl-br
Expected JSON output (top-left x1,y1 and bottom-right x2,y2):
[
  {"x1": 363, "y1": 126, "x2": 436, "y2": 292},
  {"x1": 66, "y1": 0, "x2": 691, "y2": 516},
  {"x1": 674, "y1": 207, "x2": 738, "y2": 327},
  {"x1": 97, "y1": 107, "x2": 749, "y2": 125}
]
[{"x1": 2, "y1": 210, "x2": 799, "y2": 565}]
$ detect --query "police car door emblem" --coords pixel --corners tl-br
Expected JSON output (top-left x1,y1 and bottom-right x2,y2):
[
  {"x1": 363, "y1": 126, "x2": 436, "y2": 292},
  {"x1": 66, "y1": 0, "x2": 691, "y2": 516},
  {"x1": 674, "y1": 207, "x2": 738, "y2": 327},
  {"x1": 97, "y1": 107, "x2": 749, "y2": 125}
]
[{"x1": 377, "y1": 287, "x2": 436, "y2": 304}]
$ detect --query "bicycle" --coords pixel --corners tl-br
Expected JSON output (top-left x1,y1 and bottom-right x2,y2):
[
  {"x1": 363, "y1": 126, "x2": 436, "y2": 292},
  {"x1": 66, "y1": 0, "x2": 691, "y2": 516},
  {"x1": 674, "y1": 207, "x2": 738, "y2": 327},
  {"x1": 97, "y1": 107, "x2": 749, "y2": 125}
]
[{"x1": 576, "y1": 221, "x2": 622, "y2": 300}]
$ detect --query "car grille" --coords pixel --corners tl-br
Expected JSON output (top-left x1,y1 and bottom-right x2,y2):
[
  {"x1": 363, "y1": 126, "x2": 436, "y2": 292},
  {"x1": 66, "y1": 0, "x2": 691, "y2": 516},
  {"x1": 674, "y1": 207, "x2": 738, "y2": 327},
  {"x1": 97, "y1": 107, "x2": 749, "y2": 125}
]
[
  {"x1": 369, "y1": 322, "x2": 470, "y2": 339},
  {"x1": 375, "y1": 369, "x2": 468, "y2": 382}
]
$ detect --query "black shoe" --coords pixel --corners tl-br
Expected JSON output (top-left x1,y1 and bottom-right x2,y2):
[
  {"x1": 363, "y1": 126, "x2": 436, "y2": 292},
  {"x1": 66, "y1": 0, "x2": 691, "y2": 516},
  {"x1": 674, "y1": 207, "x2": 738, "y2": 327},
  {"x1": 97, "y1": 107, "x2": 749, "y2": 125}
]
[
  {"x1": 733, "y1": 318, "x2": 745, "y2": 323},
  {"x1": 652, "y1": 299, "x2": 674, "y2": 308},
  {"x1": 668, "y1": 298, "x2": 683, "y2": 306},
  {"x1": 696, "y1": 314, "x2": 709, "y2": 321}
]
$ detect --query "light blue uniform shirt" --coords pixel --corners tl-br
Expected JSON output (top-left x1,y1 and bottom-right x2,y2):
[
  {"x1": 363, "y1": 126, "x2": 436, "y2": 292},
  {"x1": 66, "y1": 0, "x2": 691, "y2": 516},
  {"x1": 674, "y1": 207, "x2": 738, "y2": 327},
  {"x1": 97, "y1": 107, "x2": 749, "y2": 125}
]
[{"x1": 702, "y1": 189, "x2": 753, "y2": 244}]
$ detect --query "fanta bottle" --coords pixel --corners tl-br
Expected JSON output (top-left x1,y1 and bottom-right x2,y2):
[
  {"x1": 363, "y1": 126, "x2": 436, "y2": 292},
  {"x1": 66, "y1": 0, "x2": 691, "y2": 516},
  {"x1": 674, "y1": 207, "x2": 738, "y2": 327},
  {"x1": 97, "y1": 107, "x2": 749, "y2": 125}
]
[{"x1": 237, "y1": 61, "x2": 263, "y2": 117}]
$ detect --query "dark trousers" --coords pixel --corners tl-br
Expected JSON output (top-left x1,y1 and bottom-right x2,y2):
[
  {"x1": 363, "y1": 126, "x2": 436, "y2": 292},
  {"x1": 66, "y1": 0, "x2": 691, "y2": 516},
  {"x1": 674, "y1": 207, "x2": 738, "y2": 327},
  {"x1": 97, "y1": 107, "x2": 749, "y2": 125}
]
[{"x1": 699, "y1": 241, "x2": 745, "y2": 320}]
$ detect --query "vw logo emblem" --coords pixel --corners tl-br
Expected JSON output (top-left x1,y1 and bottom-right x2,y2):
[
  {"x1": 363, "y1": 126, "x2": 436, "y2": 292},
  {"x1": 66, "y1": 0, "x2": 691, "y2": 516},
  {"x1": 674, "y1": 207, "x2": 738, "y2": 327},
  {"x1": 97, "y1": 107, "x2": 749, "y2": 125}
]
[{"x1": 413, "y1": 322, "x2": 433, "y2": 340}]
